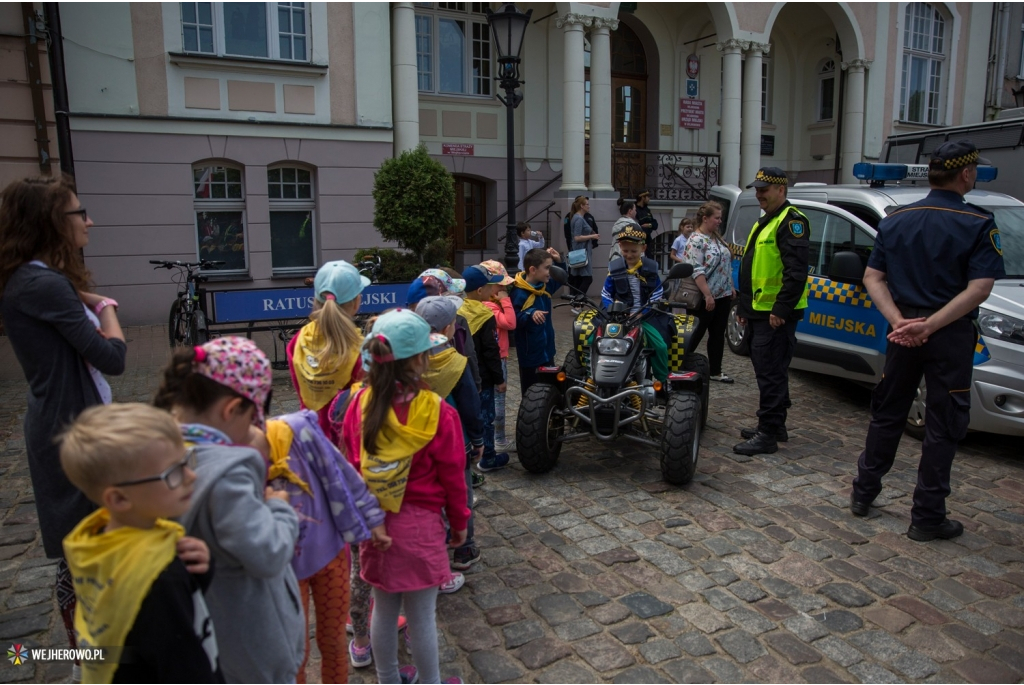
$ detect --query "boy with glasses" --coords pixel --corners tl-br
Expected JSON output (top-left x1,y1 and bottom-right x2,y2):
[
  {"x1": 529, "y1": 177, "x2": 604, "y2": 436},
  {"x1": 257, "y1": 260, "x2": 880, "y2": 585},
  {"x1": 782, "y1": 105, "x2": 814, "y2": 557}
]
[{"x1": 60, "y1": 403, "x2": 221, "y2": 683}]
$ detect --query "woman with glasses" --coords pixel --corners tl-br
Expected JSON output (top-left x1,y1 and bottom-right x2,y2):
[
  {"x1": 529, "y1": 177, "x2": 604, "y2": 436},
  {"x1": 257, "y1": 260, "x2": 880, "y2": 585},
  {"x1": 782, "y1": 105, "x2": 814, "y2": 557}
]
[{"x1": 0, "y1": 174, "x2": 127, "y2": 670}]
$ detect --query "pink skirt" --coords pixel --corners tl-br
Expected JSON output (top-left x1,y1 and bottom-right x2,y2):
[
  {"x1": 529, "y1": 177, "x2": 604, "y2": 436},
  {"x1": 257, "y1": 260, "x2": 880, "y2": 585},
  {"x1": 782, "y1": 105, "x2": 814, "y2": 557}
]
[{"x1": 359, "y1": 502, "x2": 450, "y2": 593}]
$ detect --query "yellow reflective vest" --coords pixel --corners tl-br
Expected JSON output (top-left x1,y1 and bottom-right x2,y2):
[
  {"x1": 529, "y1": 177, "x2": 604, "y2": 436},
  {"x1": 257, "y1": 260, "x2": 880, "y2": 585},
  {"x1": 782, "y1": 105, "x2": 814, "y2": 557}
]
[{"x1": 745, "y1": 206, "x2": 810, "y2": 312}]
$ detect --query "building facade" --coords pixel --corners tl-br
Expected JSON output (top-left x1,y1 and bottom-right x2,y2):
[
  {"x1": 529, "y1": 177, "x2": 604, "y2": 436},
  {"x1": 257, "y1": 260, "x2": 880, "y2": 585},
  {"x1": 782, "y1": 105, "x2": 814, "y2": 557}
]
[{"x1": 12, "y1": 2, "x2": 1010, "y2": 324}]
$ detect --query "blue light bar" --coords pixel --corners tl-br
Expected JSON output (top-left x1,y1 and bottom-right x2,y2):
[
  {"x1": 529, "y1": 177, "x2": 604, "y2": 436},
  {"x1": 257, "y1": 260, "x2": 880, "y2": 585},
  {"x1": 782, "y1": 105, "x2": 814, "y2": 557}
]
[{"x1": 853, "y1": 162, "x2": 998, "y2": 184}]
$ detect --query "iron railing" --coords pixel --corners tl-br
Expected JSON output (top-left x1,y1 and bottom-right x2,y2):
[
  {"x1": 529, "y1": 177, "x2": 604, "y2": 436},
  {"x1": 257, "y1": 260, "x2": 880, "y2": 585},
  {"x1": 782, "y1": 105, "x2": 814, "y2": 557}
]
[{"x1": 612, "y1": 147, "x2": 720, "y2": 202}]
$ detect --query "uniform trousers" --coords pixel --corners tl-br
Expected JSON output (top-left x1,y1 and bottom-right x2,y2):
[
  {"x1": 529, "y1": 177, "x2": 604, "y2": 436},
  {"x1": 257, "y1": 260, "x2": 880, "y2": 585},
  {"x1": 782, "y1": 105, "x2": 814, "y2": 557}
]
[
  {"x1": 748, "y1": 317, "x2": 799, "y2": 433},
  {"x1": 852, "y1": 317, "x2": 975, "y2": 527}
]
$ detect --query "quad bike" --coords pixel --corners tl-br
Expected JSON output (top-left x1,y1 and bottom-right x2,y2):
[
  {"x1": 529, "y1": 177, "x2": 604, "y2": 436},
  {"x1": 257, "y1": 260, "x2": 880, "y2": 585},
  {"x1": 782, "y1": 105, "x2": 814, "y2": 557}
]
[{"x1": 515, "y1": 263, "x2": 711, "y2": 485}]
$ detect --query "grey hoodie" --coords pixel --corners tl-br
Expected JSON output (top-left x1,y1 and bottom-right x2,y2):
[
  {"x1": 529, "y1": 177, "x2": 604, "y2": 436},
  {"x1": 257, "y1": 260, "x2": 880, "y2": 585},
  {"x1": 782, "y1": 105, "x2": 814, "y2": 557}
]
[{"x1": 179, "y1": 443, "x2": 304, "y2": 684}]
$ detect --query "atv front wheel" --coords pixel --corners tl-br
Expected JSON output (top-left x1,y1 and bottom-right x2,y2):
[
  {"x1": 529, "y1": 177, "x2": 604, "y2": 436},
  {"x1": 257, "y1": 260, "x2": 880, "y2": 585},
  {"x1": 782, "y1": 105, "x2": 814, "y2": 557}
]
[
  {"x1": 563, "y1": 350, "x2": 587, "y2": 381},
  {"x1": 516, "y1": 383, "x2": 565, "y2": 474},
  {"x1": 660, "y1": 391, "x2": 701, "y2": 485},
  {"x1": 682, "y1": 352, "x2": 710, "y2": 428}
]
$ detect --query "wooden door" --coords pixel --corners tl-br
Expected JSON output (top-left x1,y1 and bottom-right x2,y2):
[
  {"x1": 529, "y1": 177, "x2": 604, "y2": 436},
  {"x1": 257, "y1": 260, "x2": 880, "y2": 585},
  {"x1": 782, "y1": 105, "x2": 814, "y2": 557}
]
[{"x1": 612, "y1": 76, "x2": 647, "y2": 195}]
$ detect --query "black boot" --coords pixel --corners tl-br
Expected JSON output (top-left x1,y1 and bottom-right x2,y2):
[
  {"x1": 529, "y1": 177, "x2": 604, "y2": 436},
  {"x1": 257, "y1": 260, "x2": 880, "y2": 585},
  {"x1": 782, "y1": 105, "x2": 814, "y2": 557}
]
[
  {"x1": 849, "y1": 493, "x2": 872, "y2": 517},
  {"x1": 740, "y1": 426, "x2": 789, "y2": 442},
  {"x1": 733, "y1": 432, "x2": 778, "y2": 455},
  {"x1": 907, "y1": 519, "x2": 964, "y2": 542}
]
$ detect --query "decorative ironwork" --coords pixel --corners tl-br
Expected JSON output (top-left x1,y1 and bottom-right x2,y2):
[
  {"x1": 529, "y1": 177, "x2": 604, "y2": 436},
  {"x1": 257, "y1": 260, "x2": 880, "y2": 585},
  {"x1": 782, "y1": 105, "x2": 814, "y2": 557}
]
[{"x1": 611, "y1": 148, "x2": 720, "y2": 202}]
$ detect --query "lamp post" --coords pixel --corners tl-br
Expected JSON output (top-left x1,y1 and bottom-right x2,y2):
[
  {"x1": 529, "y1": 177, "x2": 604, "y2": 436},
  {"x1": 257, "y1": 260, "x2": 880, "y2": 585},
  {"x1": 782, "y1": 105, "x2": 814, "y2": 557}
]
[{"x1": 487, "y1": 3, "x2": 532, "y2": 272}]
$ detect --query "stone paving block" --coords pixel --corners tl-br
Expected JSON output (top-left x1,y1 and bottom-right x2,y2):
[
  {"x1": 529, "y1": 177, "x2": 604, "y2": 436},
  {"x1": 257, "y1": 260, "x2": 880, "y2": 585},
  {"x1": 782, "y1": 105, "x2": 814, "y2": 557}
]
[
  {"x1": 472, "y1": 589, "x2": 521, "y2": 611},
  {"x1": 864, "y1": 605, "x2": 916, "y2": 633},
  {"x1": 973, "y1": 599, "x2": 1024, "y2": 628},
  {"x1": 902, "y1": 626, "x2": 967, "y2": 664},
  {"x1": 815, "y1": 608, "x2": 863, "y2": 633},
  {"x1": 700, "y1": 587, "x2": 741, "y2": 611},
  {"x1": 954, "y1": 609, "x2": 1003, "y2": 635},
  {"x1": 577, "y1": 535, "x2": 621, "y2": 555},
  {"x1": 704, "y1": 655, "x2": 748, "y2": 682},
  {"x1": 588, "y1": 601, "x2": 632, "y2": 626},
  {"x1": 802, "y1": 665, "x2": 853, "y2": 683},
  {"x1": 573, "y1": 634, "x2": 635, "y2": 672},
  {"x1": 503, "y1": 620, "x2": 545, "y2": 649},
  {"x1": 782, "y1": 613, "x2": 830, "y2": 642},
  {"x1": 771, "y1": 555, "x2": 833, "y2": 588},
  {"x1": 485, "y1": 605, "x2": 525, "y2": 626},
  {"x1": 549, "y1": 571, "x2": 588, "y2": 594},
  {"x1": 730, "y1": 580, "x2": 768, "y2": 603},
  {"x1": 849, "y1": 630, "x2": 909, "y2": 662},
  {"x1": 787, "y1": 593, "x2": 827, "y2": 613},
  {"x1": 818, "y1": 582, "x2": 874, "y2": 607},
  {"x1": 610, "y1": 621, "x2": 653, "y2": 644},
  {"x1": 535, "y1": 661, "x2": 597, "y2": 684},
  {"x1": 662, "y1": 658, "x2": 714, "y2": 684},
  {"x1": 574, "y1": 590, "x2": 609, "y2": 607},
  {"x1": 639, "y1": 638, "x2": 681, "y2": 664},
  {"x1": 517, "y1": 637, "x2": 574, "y2": 669},
  {"x1": 815, "y1": 635, "x2": 863, "y2": 667},
  {"x1": 958, "y1": 571, "x2": 1018, "y2": 599},
  {"x1": 553, "y1": 618, "x2": 602, "y2": 642},
  {"x1": 619, "y1": 591, "x2": 673, "y2": 619},
  {"x1": 727, "y1": 606, "x2": 775, "y2": 635},
  {"x1": 674, "y1": 630, "x2": 717, "y2": 656},
  {"x1": 892, "y1": 652, "x2": 940, "y2": 679},
  {"x1": 848, "y1": 662, "x2": 903, "y2": 684},
  {"x1": 468, "y1": 650, "x2": 524, "y2": 683},
  {"x1": 764, "y1": 631, "x2": 823, "y2": 665},
  {"x1": 716, "y1": 629, "x2": 767, "y2": 663},
  {"x1": 951, "y1": 656, "x2": 1020, "y2": 684},
  {"x1": 531, "y1": 593, "x2": 582, "y2": 627},
  {"x1": 991, "y1": 644, "x2": 1024, "y2": 676},
  {"x1": 679, "y1": 602, "x2": 732, "y2": 634},
  {"x1": 592, "y1": 547, "x2": 640, "y2": 566},
  {"x1": 921, "y1": 588, "x2": 963, "y2": 613},
  {"x1": 450, "y1": 620, "x2": 502, "y2": 652},
  {"x1": 610, "y1": 666, "x2": 672, "y2": 684},
  {"x1": 862, "y1": 575, "x2": 901, "y2": 599}
]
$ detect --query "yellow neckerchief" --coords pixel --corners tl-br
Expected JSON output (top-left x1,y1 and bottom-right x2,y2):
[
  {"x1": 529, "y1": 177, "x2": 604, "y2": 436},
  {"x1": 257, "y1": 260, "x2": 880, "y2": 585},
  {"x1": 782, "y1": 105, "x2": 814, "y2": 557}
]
[
  {"x1": 63, "y1": 509, "x2": 183, "y2": 684},
  {"x1": 265, "y1": 420, "x2": 313, "y2": 495},
  {"x1": 624, "y1": 259, "x2": 647, "y2": 283},
  {"x1": 292, "y1": 321, "x2": 359, "y2": 411},
  {"x1": 513, "y1": 272, "x2": 550, "y2": 311},
  {"x1": 422, "y1": 346, "x2": 468, "y2": 399},
  {"x1": 357, "y1": 387, "x2": 441, "y2": 513},
  {"x1": 457, "y1": 298, "x2": 494, "y2": 335}
]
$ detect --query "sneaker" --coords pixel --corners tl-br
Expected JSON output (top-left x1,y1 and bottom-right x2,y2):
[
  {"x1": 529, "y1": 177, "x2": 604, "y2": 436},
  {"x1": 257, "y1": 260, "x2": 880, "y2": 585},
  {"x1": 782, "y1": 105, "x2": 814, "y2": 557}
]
[
  {"x1": 495, "y1": 439, "x2": 516, "y2": 453},
  {"x1": 452, "y1": 545, "x2": 482, "y2": 570},
  {"x1": 471, "y1": 471, "x2": 486, "y2": 488},
  {"x1": 439, "y1": 572, "x2": 465, "y2": 594},
  {"x1": 348, "y1": 639, "x2": 373, "y2": 668},
  {"x1": 399, "y1": 665, "x2": 419, "y2": 684},
  {"x1": 477, "y1": 453, "x2": 510, "y2": 472},
  {"x1": 709, "y1": 373, "x2": 734, "y2": 384}
]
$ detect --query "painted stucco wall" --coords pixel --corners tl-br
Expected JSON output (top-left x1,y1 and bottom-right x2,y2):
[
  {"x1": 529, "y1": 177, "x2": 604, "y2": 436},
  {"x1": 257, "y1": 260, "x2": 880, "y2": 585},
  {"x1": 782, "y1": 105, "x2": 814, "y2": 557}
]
[{"x1": 62, "y1": 3, "x2": 140, "y2": 115}]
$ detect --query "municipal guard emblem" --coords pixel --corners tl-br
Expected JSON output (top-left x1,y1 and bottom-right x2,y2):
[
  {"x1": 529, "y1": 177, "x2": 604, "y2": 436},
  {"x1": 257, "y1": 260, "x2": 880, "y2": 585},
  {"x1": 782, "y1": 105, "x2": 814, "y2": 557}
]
[
  {"x1": 789, "y1": 220, "x2": 806, "y2": 238},
  {"x1": 990, "y1": 229, "x2": 1003, "y2": 255}
]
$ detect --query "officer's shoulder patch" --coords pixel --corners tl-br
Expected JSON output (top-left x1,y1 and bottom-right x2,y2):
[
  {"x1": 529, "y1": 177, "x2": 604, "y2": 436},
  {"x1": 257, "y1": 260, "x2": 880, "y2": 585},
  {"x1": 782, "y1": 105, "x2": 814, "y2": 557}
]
[
  {"x1": 990, "y1": 228, "x2": 1003, "y2": 255},
  {"x1": 788, "y1": 219, "x2": 806, "y2": 238}
]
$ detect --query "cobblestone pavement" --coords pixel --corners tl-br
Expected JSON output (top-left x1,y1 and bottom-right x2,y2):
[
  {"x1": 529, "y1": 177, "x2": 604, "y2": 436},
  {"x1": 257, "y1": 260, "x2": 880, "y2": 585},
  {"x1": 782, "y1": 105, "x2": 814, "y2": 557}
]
[{"x1": 1, "y1": 311, "x2": 1023, "y2": 684}]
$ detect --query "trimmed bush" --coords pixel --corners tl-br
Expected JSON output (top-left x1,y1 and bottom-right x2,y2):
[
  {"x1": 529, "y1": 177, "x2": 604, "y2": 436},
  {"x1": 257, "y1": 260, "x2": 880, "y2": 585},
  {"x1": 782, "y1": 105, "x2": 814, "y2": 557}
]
[{"x1": 372, "y1": 145, "x2": 455, "y2": 259}]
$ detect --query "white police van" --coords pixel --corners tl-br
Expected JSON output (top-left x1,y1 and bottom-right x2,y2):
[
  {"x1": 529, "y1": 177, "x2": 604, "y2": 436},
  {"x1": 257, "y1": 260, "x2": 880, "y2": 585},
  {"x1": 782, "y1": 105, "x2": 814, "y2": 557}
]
[{"x1": 711, "y1": 163, "x2": 1024, "y2": 438}]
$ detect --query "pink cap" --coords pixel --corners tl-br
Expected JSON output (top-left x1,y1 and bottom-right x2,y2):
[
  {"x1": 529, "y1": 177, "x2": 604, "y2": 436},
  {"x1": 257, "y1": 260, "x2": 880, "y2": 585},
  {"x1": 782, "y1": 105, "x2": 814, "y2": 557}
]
[{"x1": 193, "y1": 336, "x2": 272, "y2": 428}]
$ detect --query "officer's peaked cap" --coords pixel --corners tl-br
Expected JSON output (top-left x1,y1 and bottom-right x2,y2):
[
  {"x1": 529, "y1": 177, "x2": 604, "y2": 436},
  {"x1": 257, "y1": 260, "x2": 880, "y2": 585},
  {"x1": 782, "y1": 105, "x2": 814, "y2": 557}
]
[
  {"x1": 746, "y1": 166, "x2": 788, "y2": 189},
  {"x1": 929, "y1": 140, "x2": 991, "y2": 170}
]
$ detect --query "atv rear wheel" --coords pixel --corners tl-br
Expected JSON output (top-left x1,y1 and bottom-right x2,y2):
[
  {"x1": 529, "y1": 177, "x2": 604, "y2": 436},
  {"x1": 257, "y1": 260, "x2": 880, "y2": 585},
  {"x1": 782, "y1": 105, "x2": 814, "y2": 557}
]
[
  {"x1": 660, "y1": 391, "x2": 701, "y2": 485},
  {"x1": 516, "y1": 383, "x2": 565, "y2": 474}
]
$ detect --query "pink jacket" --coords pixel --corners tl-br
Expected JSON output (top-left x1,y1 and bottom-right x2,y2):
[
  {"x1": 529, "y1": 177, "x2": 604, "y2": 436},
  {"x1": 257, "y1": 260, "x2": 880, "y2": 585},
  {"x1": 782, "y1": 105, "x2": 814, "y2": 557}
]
[{"x1": 484, "y1": 297, "x2": 517, "y2": 359}]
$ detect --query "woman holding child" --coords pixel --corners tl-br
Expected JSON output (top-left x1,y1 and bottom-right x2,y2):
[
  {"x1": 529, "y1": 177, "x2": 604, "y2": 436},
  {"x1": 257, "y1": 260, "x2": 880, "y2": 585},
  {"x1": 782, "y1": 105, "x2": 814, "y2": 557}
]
[{"x1": 0, "y1": 174, "x2": 127, "y2": 665}]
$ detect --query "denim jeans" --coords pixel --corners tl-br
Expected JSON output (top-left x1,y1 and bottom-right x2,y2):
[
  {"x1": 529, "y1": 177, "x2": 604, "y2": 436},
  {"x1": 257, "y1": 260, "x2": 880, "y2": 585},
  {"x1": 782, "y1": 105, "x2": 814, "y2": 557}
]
[
  {"x1": 479, "y1": 384, "x2": 497, "y2": 460},
  {"x1": 494, "y1": 359, "x2": 508, "y2": 444}
]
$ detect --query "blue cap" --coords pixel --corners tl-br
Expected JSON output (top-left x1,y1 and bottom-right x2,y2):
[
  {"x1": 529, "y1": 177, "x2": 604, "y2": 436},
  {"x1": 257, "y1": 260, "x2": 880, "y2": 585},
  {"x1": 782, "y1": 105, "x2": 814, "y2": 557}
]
[
  {"x1": 313, "y1": 260, "x2": 371, "y2": 304},
  {"x1": 462, "y1": 264, "x2": 504, "y2": 292},
  {"x1": 366, "y1": 309, "x2": 448, "y2": 362}
]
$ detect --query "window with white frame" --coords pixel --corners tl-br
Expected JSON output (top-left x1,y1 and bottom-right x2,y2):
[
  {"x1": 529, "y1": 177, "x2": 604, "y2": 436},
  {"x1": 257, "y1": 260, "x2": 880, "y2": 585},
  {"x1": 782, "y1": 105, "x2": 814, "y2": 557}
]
[
  {"x1": 900, "y1": 3, "x2": 947, "y2": 125},
  {"x1": 180, "y1": 2, "x2": 309, "y2": 61},
  {"x1": 818, "y1": 59, "x2": 836, "y2": 121},
  {"x1": 268, "y1": 167, "x2": 316, "y2": 272},
  {"x1": 193, "y1": 165, "x2": 247, "y2": 272},
  {"x1": 414, "y1": 3, "x2": 492, "y2": 96}
]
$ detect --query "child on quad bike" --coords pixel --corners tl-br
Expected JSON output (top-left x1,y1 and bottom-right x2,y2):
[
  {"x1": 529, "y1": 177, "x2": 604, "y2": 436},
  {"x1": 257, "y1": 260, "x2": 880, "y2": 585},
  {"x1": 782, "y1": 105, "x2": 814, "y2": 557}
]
[{"x1": 600, "y1": 226, "x2": 672, "y2": 382}]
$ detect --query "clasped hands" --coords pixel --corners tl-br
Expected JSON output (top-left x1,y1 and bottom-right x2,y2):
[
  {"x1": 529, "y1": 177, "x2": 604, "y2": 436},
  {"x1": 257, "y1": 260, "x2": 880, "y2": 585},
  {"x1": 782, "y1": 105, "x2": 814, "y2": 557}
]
[{"x1": 888, "y1": 317, "x2": 931, "y2": 347}]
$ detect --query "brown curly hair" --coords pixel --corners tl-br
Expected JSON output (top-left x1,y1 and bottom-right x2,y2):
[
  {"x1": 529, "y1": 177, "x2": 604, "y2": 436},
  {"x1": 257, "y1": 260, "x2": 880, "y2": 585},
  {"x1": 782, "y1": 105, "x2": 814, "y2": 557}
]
[{"x1": 0, "y1": 174, "x2": 91, "y2": 296}]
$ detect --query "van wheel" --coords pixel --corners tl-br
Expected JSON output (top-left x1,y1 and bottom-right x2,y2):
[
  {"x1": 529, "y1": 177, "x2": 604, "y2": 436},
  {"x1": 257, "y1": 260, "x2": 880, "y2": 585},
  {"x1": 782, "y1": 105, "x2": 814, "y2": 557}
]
[
  {"x1": 905, "y1": 376, "x2": 926, "y2": 440},
  {"x1": 516, "y1": 383, "x2": 565, "y2": 474},
  {"x1": 727, "y1": 302, "x2": 751, "y2": 356},
  {"x1": 661, "y1": 391, "x2": 701, "y2": 485},
  {"x1": 681, "y1": 353, "x2": 710, "y2": 428}
]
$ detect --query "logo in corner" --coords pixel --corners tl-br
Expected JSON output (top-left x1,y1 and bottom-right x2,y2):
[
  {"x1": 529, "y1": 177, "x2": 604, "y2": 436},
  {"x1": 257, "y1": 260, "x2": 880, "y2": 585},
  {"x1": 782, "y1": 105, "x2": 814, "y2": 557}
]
[
  {"x1": 789, "y1": 220, "x2": 806, "y2": 238},
  {"x1": 7, "y1": 644, "x2": 29, "y2": 666},
  {"x1": 990, "y1": 229, "x2": 1002, "y2": 255}
]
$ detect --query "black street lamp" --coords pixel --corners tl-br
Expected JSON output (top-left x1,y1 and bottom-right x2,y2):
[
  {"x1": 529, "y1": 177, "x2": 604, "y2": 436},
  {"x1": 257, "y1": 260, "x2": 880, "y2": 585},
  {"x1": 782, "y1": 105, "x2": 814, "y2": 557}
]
[{"x1": 487, "y1": 2, "x2": 532, "y2": 272}]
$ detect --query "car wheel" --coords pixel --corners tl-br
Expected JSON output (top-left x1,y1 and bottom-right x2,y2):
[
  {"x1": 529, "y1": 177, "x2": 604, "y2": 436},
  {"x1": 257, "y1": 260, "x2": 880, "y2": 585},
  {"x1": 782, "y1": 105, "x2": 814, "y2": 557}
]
[{"x1": 727, "y1": 302, "x2": 751, "y2": 356}]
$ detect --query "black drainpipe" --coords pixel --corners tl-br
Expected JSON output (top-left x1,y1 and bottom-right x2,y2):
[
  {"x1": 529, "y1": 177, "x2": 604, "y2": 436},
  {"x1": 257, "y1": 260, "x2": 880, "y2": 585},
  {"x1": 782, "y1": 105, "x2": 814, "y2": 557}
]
[
  {"x1": 832, "y1": 35, "x2": 845, "y2": 185},
  {"x1": 44, "y1": 3, "x2": 74, "y2": 177}
]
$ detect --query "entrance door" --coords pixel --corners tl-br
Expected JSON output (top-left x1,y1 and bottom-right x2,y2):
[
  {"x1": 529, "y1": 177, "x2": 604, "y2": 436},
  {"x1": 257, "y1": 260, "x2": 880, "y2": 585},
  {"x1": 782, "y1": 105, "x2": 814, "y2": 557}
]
[
  {"x1": 612, "y1": 76, "x2": 647, "y2": 195},
  {"x1": 451, "y1": 176, "x2": 486, "y2": 251}
]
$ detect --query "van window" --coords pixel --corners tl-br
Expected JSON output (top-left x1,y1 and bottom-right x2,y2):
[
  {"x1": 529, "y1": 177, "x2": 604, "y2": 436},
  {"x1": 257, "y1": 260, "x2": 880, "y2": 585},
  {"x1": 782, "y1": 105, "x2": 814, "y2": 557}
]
[
  {"x1": 987, "y1": 207, "x2": 1024, "y2": 278},
  {"x1": 831, "y1": 202, "x2": 881, "y2": 229},
  {"x1": 801, "y1": 209, "x2": 864, "y2": 277},
  {"x1": 729, "y1": 205, "x2": 764, "y2": 245}
]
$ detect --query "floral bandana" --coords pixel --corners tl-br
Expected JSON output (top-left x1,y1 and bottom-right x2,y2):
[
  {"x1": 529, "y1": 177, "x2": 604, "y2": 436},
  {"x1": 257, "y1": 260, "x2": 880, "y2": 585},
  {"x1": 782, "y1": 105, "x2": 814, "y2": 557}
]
[{"x1": 192, "y1": 336, "x2": 272, "y2": 428}]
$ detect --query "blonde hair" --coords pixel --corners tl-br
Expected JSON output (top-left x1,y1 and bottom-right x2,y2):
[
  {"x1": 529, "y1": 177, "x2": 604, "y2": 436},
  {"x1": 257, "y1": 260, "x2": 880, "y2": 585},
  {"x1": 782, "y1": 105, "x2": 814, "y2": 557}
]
[
  {"x1": 309, "y1": 297, "x2": 364, "y2": 370},
  {"x1": 570, "y1": 195, "x2": 589, "y2": 215},
  {"x1": 60, "y1": 403, "x2": 183, "y2": 501}
]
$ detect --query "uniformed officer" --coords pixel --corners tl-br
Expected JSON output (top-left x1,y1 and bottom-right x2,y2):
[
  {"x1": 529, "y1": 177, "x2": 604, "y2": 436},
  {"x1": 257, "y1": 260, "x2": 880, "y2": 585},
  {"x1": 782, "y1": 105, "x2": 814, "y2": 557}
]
[
  {"x1": 851, "y1": 140, "x2": 1005, "y2": 542},
  {"x1": 635, "y1": 190, "x2": 659, "y2": 258},
  {"x1": 734, "y1": 167, "x2": 811, "y2": 456}
]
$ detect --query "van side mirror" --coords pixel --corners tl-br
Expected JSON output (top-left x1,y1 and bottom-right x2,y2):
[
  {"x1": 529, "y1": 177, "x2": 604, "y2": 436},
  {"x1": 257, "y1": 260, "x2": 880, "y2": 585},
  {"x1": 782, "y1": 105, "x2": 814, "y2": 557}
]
[
  {"x1": 666, "y1": 263, "x2": 694, "y2": 280},
  {"x1": 828, "y1": 251, "x2": 866, "y2": 285},
  {"x1": 549, "y1": 265, "x2": 568, "y2": 284}
]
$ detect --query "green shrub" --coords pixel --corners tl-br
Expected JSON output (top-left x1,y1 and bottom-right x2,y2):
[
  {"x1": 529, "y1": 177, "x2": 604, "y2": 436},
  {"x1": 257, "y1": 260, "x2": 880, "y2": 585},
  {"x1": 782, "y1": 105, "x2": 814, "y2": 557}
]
[
  {"x1": 372, "y1": 145, "x2": 455, "y2": 259},
  {"x1": 355, "y1": 241, "x2": 453, "y2": 284}
]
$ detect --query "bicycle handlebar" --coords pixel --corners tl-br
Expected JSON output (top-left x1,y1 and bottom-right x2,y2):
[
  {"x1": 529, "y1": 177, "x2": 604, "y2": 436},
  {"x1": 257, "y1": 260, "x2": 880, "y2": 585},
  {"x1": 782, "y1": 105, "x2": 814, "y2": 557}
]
[{"x1": 149, "y1": 259, "x2": 225, "y2": 269}]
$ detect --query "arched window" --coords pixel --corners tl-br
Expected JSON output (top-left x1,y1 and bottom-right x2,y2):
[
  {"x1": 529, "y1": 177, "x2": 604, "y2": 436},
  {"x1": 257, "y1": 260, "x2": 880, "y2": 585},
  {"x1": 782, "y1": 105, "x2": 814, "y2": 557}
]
[
  {"x1": 818, "y1": 59, "x2": 836, "y2": 121},
  {"x1": 193, "y1": 163, "x2": 247, "y2": 272},
  {"x1": 268, "y1": 166, "x2": 316, "y2": 273},
  {"x1": 900, "y1": 3, "x2": 947, "y2": 124}
]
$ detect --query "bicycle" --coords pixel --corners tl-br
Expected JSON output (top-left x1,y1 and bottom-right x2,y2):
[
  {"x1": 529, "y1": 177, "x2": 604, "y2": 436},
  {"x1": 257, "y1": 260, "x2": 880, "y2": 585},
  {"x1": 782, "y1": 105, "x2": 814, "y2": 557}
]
[
  {"x1": 356, "y1": 254, "x2": 383, "y2": 284},
  {"x1": 150, "y1": 259, "x2": 224, "y2": 348}
]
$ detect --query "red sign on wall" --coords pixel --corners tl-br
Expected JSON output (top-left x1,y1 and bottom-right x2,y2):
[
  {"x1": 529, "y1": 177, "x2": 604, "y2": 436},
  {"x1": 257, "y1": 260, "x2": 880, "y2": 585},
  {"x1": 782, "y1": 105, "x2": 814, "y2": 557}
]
[
  {"x1": 679, "y1": 99, "x2": 705, "y2": 129},
  {"x1": 442, "y1": 143, "x2": 475, "y2": 156}
]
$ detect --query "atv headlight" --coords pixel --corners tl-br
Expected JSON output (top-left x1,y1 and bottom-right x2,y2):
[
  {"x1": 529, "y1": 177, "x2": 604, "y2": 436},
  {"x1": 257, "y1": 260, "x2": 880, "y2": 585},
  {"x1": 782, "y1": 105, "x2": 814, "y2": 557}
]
[
  {"x1": 978, "y1": 308, "x2": 1024, "y2": 345},
  {"x1": 597, "y1": 338, "x2": 633, "y2": 355}
]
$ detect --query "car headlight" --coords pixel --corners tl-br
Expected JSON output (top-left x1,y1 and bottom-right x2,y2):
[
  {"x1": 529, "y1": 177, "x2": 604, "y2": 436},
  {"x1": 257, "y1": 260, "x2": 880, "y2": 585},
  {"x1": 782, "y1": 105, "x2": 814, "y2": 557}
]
[
  {"x1": 978, "y1": 309, "x2": 1024, "y2": 345},
  {"x1": 597, "y1": 338, "x2": 633, "y2": 355}
]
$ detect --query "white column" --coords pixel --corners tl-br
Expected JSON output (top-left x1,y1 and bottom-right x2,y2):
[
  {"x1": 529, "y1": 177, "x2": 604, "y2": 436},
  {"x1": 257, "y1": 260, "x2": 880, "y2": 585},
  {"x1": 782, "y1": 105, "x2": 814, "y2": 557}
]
[
  {"x1": 840, "y1": 59, "x2": 870, "y2": 184},
  {"x1": 740, "y1": 42, "x2": 767, "y2": 189},
  {"x1": 588, "y1": 18, "x2": 616, "y2": 192},
  {"x1": 391, "y1": 2, "x2": 419, "y2": 155},
  {"x1": 557, "y1": 12, "x2": 590, "y2": 191},
  {"x1": 716, "y1": 39, "x2": 742, "y2": 188}
]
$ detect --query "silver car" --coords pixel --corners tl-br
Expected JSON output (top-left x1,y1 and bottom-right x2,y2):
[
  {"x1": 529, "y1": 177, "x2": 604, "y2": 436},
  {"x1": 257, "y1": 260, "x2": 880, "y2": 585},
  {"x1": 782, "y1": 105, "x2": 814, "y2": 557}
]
[{"x1": 711, "y1": 176, "x2": 1024, "y2": 438}]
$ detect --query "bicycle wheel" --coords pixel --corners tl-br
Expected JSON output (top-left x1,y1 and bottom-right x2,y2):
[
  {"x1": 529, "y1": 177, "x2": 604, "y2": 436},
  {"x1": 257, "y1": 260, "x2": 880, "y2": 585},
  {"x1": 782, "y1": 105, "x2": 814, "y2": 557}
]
[
  {"x1": 193, "y1": 310, "x2": 210, "y2": 345},
  {"x1": 168, "y1": 300, "x2": 187, "y2": 348}
]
